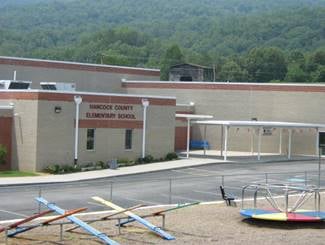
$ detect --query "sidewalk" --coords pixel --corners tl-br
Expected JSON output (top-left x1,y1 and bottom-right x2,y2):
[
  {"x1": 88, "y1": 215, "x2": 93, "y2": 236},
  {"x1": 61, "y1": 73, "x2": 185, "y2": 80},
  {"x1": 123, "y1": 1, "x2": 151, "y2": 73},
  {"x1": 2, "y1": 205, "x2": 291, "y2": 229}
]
[
  {"x1": 0, "y1": 150, "x2": 317, "y2": 186},
  {"x1": 0, "y1": 157, "x2": 219, "y2": 186}
]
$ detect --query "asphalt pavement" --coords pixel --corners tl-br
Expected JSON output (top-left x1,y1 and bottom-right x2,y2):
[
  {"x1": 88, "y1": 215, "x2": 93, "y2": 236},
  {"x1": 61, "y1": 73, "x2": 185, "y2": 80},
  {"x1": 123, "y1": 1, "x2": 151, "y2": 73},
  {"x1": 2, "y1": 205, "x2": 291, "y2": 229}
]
[{"x1": 0, "y1": 157, "x2": 324, "y2": 221}]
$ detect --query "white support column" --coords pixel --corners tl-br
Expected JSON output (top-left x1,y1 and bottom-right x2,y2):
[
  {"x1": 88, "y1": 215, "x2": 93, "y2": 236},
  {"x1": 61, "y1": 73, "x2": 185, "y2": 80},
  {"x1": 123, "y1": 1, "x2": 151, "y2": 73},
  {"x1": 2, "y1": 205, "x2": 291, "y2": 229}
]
[
  {"x1": 74, "y1": 96, "x2": 82, "y2": 166},
  {"x1": 141, "y1": 99, "x2": 149, "y2": 159},
  {"x1": 279, "y1": 128, "x2": 283, "y2": 155},
  {"x1": 220, "y1": 126, "x2": 224, "y2": 157},
  {"x1": 316, "y1": 128, "x2": 319, "y2": 156},
  {"x1": 288, "y1": 129, "x2": 292, "y2": 160},
  {"x1": 186, "y1": 118, "x2": 191, "y2": 158},
  {"x1": 250, "y1": 128, "x2": 254, "y2": 155},
  {"x1": 203, "y1": 125, "x2": 207, "y2": 156},
  {"x1": 257, "y1": 127, "x2": 262, "y2": 161},
  {"x1": 224, "y1": 126, "x2": 229, "y2": 161}
]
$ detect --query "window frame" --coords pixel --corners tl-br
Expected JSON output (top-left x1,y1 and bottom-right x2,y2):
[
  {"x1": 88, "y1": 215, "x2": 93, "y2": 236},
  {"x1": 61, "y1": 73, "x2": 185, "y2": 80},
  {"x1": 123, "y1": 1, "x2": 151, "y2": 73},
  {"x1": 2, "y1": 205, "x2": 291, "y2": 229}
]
[
  {"x1": 125, "y1": 129, "x2": 133, "y2": 150},
  {"x1": 86, "y1": 128, "x2": 96, "y2": 151}
]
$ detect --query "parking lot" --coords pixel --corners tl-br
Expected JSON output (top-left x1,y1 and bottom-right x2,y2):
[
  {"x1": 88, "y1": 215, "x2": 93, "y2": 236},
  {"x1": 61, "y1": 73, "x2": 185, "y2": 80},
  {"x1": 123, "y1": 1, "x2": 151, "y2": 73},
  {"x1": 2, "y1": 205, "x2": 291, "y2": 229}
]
[{"x1": 0, "y1": 159, "x2": 324, "y2": 221}]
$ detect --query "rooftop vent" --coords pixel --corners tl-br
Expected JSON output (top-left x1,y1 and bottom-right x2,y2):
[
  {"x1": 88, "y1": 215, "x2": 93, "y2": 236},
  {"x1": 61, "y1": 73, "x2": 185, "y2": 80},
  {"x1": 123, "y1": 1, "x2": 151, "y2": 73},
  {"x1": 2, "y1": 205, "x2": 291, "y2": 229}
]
[
  {"x1": 0, "y1": 80, "x2": 32, "y2": 90},
  {"x1": 40, "y1": 82, "x2": 76, "y2": 91}
]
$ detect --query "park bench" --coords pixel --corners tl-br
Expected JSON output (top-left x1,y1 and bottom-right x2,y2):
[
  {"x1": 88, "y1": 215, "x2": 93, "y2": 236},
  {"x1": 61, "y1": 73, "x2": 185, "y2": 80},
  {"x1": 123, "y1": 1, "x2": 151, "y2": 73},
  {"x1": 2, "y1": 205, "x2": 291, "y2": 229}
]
[{"x1": 220, "y1": 186, "x2": 236, "y2": 207}]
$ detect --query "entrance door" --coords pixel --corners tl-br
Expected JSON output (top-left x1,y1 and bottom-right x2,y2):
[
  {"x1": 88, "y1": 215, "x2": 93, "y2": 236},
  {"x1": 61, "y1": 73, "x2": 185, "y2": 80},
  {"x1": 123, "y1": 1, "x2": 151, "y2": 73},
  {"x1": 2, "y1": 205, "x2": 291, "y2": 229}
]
[
  {"x1": 0, "y1": 117, "x2": 12, "y2": 170},
  {"x1": 319, "y1": 132, "x2": 325, "y2": 156}
]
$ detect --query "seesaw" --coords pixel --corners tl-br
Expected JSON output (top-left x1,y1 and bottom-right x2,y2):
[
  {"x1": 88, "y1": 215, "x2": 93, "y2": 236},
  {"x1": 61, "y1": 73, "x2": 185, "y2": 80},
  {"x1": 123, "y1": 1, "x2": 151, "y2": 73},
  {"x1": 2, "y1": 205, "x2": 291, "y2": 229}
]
[
  {"x1": 92, "y1": 196, "x2": 176, "y2": 240},
  {"x1": 0, "y1": 197, "x2": 119, "y2": 245},
  {"x1": 240, "y1": 183, "x2": 325, "y2": 222},
  {"x1": 91, "y1": 196, "x2": 200, "y2": 240}
]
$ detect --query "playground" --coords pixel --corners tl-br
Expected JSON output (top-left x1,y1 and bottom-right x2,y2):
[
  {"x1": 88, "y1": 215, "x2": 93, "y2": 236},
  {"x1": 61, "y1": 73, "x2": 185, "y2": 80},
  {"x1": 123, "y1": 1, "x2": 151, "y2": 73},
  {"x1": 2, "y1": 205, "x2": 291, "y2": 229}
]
[{"x1": 1, "y1": 196, "x2": 325, "y2": 245}]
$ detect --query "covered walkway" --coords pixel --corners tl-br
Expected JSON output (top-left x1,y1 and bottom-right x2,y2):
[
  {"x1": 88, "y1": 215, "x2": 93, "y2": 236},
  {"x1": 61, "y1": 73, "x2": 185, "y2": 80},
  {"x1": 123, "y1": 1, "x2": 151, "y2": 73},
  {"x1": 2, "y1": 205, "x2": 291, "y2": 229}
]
[{"x1": 188, "y1": 120, "x2": 325, "y2": 161}]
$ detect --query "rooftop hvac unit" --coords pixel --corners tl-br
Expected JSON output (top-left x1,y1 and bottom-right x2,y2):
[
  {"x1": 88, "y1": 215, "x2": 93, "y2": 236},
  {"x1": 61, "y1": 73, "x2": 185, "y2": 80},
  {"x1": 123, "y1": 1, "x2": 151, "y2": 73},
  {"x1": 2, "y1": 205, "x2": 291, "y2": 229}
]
[
  {"x1": 0, "y1": 80, "x2": 32, "y2": 90},
  {"x1": 40, "y1": 82, "x2": 76, "y2": 91}
]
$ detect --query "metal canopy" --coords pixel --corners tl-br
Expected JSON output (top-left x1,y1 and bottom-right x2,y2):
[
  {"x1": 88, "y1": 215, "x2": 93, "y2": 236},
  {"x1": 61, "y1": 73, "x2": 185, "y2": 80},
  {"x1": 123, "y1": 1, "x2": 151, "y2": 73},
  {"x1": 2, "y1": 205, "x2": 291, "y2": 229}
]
[
  {"x1": 191, "y1": 120, "x2": 325, "y2": 161},
  {"x1": 193, "y1": 120, "x2": 325, "y2": 129},
  {"x1": 176, "y1": 114, "x2": 213, "y2": 158}
]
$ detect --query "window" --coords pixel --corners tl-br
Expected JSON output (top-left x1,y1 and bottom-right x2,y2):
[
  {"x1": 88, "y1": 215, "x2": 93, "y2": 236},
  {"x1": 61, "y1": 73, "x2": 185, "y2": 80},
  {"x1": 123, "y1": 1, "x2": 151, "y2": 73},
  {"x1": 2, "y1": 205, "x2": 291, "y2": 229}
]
[
  {"x1": 125, "y1": 129, "x2": 133, "y2": 150},
  {"x1": 87, "y1": 129, "x2": 95, "y2": 150}
]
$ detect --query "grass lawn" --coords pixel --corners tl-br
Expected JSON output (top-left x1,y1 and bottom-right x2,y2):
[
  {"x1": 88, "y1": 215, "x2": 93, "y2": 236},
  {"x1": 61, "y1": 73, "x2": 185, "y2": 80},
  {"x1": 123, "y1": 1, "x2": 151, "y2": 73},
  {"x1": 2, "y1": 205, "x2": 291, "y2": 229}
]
[{"x1": 0, "y1": 171, "x2": 39, "y2": 177}]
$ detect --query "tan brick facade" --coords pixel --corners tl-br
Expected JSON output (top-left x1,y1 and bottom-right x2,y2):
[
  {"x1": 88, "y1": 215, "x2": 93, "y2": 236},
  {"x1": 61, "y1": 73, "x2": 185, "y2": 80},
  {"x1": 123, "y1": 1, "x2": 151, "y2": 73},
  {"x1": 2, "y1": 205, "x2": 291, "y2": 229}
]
[
  {"x1": 124, "y1": 81, "x2": 325, "y2": 155},
  {"x1": 0, "y1": 91, "x2": 176, "y2": 171}
]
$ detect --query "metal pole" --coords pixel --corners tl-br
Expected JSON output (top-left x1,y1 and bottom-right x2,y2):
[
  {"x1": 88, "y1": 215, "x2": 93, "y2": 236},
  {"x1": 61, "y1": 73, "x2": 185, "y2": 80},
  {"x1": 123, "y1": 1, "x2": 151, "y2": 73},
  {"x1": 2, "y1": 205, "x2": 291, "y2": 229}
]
[
  {"x1": 5, "y1": 228, "x2": 8, "y2": 245},
  {"x1": 38, "y1": 187, "x2": 42, "y2": 214},
  {"x1": 142, "y1": 99, "x2": 149, "y2": 159},
  {"x1": 74, "y1": 96, "x2": 82, "y2": 166},
  {"x1": 110, "y1": 181, "x2": 113, "y2": 201},
  {"x1": 279, "y1": 128, "x2": 282, "y2": 155},
  {"x1": 265, "y1": 173, "x2": 268, "y2": 184},
  {"x1": 288, "y1": 129, "x2": 292, "y2": 160},
  {"x1": 250, "y1": 128, "x2": 254, "y2": 155},
  {"x1": 162, "y1": 215, "x2": 166, "y2": 228},
  {"x1": 60, "y1": 224, "x2": 63, "y2": 242},
  {"x1": 186, "y1": 119, "x2": 190, "y2": 158},
  {"x1": 316, "y1": 128, "x2": 319, "y2": 156},
  {"x1": 224, "y1": 126, "x2": 228, "y2": 161},
  {"x1": 220, "y1": 126, "x2": 224, "y2": 157},
  {"x1": 258, "y1": 127, "x2": 262, "y2": 161},
  {"x1": 221, "y1": 175, "x2": 224, "y2": 186},
  {"x1": 304, "y1": 171, "x2": 307, "y2": 186},
  {"x1": 318, "y1": 147, "x2": 322, "y2": 188},
  {"x1": 203, "y1": 125, "x2": 207, "y2": 156},
  {"x1": 169, "y1": 179, "x2": 172, "y2": 204}
]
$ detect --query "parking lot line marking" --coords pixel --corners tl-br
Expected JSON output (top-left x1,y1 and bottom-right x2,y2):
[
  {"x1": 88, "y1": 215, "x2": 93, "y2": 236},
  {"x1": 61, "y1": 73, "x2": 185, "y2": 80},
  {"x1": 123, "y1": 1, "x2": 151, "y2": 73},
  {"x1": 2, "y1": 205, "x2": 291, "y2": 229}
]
[
  {"x1": 160, "y1": 194, "x2": 202, "y2": 202},
  {"x1": 193, "y1": 190, "x2": 220, "y2": 196},
  {"x1": 118, "y1": 196, "x2": 161, "y2": 205},
  {"x1": 171, "y1": 169, "x2": 212, "y2": 177},
  {"x1": 187, "y1": 168, "x2": 220, "y2": 174},
  {"x1": 0, "y1": 209, "x2": 28, "y2": 218},
  {"x1": 87, "y1": 201, "x2": 106, "y2": 207}
]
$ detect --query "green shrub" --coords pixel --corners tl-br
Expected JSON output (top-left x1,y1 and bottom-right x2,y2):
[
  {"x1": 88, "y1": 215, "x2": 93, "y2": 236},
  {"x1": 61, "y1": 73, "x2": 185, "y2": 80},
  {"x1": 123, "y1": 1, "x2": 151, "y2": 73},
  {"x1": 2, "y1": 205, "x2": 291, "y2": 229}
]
[
  {"x1": 165, "y1": 152, "x2": 178, "y2": 161},
  {"x1": 45, "y1": 164, "x2": 81, "y2": 174},
  {"x1": 96, "y1": 161, "x2": 107, "y2": 169},
  {"x1": 0, "y1": 144, "x2": 7, "y2": 165},
  {"x1": 44, "y1": 164, "x2": 61, "y2": 174}
]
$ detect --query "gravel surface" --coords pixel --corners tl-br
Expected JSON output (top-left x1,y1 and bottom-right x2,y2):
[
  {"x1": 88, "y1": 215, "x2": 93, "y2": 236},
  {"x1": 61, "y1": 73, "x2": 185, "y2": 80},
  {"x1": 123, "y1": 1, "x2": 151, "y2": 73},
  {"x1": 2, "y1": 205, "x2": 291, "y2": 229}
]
[{"x1": 1, "y1": 197, "x2": 325, "y2": 245}]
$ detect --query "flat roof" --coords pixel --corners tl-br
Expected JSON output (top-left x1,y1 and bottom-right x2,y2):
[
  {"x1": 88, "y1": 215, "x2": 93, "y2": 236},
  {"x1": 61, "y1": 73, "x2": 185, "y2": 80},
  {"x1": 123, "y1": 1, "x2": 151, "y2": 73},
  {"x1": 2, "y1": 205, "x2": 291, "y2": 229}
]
[
  {"x1": 193, "y1": 120, "x2": 325, "y2": 129},
  {"x1": 123, "y1": 80, "x2": 325, "y2": 87},
  {"x1": 0, "y1": 56, "x2": 160, "y2": 76},
  {"x1": 0, "y1": 89, "x2": 176, "y2": 100},
  {"x1": 176, "y1": 114, "x2": 213, "y2": 119}
]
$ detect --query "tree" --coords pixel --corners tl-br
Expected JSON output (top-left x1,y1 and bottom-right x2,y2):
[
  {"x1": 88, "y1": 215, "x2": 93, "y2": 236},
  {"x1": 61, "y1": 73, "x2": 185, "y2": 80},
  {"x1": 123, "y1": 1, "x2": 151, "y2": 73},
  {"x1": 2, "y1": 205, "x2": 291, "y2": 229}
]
[
  {"x1": 312, "y1": 66, "x2": 325, "y2": 83},
  {"x1": 160, "y1": 44, "x2": 184, "y2": 80},
  {"x1": 246, "y1": 47, "x2": 287, "y2": 82},
  {"x1": 288, "y1": 50, "x2": 305, "y2": 68},
  {"x1": 219, "y1": 60, "x2": 248, "y2": 82},
  {"x1": 285, "y1": 64, "x2": 308, "y2": 83}
]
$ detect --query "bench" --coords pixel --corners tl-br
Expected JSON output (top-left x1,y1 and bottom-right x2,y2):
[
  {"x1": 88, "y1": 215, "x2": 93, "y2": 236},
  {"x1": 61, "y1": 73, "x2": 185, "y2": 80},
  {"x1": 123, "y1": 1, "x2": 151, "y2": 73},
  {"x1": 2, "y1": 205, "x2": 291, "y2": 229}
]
[
  {"x1": 219, "y1": 186, "x2": 236, "y2": 206},
  {"x1": 190, "y1": 140, "x2": 210, "y2": 149}
]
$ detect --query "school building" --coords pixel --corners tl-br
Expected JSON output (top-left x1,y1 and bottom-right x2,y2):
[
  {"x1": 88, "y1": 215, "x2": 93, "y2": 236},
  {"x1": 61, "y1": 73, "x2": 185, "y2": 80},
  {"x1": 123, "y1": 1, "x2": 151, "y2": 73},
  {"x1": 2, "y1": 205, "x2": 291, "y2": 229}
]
[{"x1": 0, "y1": 56, "x2": 324, "y2": 171}]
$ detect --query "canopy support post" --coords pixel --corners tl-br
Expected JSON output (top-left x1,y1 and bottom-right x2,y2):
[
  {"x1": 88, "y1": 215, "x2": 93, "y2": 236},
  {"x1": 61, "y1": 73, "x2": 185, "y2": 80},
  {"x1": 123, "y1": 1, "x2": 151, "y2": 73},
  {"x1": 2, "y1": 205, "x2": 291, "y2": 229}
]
[
  {"x1": 258, "y1": 127, "x2": 262, "y2": 161},
  {"x1": 186, "y1": 118, "x2": 190, "y2": 159},
  {"x1": 224, "y1": 126, "x2": 229, "y2": 161},
  {"x1": 288, "y1": 129, "x2": 292, "y2": 160},
  {"x1": 316, "y1": 128, "x2": 319, "y2": 156},
  {"x1": 203, "y1": 125, "x2": 207, "y2": 156},
  {"x1": 279, "y1": 128, "x2": 282, "y2": 155}
]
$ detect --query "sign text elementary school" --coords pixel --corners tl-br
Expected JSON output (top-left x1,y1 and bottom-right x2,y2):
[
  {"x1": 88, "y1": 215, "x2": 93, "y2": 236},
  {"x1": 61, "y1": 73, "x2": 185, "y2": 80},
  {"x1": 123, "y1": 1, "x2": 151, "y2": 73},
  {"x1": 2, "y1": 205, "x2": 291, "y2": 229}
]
[{"x1": 86, "y1": 104, "x2": 136, "y2": 120}]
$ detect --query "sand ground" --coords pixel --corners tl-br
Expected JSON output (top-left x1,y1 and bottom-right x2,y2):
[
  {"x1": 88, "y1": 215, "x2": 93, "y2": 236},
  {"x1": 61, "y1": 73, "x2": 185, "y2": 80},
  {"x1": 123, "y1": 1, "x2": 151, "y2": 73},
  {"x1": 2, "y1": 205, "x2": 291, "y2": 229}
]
[{"x1": 1, "y1": 196, "x2": 325, "y2": 245}]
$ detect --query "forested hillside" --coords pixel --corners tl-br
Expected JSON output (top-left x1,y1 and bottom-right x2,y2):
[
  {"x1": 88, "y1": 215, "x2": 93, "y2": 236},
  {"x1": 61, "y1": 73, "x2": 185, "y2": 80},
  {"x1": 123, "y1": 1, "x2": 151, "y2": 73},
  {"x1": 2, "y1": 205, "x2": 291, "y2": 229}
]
[{"x1": 0, "y1": 0, "x2": 324, "y2": 82}]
